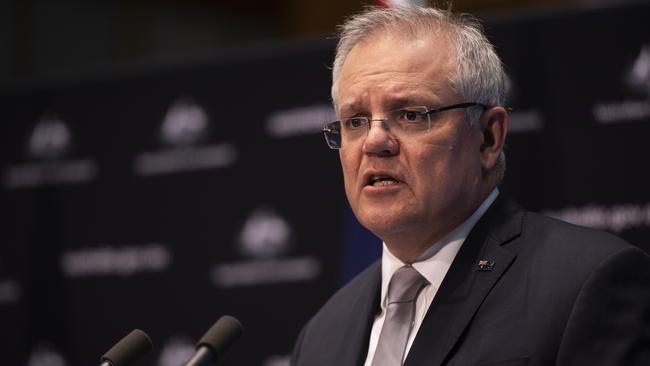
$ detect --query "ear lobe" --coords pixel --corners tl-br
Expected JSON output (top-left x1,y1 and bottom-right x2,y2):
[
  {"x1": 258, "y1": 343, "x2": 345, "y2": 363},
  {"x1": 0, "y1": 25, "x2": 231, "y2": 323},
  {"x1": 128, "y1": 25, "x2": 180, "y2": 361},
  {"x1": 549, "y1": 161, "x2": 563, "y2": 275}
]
[{"x1": 479, "y1": 107, "x2": 508, "y2": 171}]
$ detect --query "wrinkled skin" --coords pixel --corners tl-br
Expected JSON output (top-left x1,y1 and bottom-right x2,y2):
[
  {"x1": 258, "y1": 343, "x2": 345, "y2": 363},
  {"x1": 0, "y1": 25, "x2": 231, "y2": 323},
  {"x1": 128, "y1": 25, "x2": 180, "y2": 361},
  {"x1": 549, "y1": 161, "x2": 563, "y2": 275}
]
[{"x1": 336, "y1": 33, "x2": 508, "y2": 262}]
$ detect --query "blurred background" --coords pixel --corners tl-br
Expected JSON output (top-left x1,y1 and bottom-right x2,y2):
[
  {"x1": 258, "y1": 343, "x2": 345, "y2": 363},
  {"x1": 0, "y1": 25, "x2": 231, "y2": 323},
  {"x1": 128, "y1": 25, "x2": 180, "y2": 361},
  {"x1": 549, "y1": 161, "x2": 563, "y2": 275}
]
[
  {"x1": 1, "y1": 0, "x2": 649, "y2": 366},
  {"x1": 0, "y1": 0, "x2": 636, "y2": 87}
]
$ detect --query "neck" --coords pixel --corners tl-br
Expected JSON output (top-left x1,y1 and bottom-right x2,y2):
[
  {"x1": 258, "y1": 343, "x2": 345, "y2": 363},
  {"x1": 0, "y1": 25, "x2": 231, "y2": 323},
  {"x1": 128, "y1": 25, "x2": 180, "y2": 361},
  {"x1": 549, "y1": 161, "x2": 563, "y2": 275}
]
[
  {"x1": 383, "y1": 184, "x2": 498, "y2": 263},
  {"x1": 384, "y1": 240, "x2": 434, "y2": 264},
  {"x1": 382, "y1": 213, "x2": 467, "y2": 263}
]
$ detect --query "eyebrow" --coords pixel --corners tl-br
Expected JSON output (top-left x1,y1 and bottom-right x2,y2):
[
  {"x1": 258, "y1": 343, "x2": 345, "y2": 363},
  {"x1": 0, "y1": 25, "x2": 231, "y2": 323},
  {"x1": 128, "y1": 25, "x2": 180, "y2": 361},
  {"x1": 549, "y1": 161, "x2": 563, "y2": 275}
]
[
  {"x1": 338, "y1": 102, "x2": 366, "y2": 117},
  {"x1": 338, "y1": 93, "x2": 441, "y2": 117},
  {"x1": 384, "y1": 97, "x2": 432, "y2": 110}
]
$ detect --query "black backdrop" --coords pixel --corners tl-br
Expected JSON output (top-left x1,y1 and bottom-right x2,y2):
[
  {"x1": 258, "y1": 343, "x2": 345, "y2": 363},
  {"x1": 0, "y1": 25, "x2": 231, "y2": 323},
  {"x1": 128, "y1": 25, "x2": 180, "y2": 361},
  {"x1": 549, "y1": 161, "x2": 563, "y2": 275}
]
[{"x1": 2, "y1": 2, "x2": 649, "y2": 366}]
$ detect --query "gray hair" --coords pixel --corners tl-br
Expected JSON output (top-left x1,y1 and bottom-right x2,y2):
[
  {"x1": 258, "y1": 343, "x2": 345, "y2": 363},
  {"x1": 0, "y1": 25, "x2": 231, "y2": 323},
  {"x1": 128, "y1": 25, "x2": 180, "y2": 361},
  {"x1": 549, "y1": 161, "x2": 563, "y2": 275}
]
[{"x1": 331, "y1": 6, "x2": 507, "y2": 184}]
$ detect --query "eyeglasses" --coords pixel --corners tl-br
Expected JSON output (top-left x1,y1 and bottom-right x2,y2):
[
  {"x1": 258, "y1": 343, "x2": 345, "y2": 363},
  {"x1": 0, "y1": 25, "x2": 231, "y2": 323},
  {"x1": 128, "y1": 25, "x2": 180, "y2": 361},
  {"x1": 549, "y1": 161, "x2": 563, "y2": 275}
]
[{"x1": 322, "y1": 102, "x2": 488, "y2": 149}]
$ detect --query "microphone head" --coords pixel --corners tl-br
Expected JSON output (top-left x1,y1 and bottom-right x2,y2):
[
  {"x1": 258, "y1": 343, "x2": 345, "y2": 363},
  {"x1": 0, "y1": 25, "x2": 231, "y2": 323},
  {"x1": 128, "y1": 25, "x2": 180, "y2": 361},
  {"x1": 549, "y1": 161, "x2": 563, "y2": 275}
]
[
  {"x1": 197, "y1": 315, "x2": 243, "y2": 357},
  {"x1": 101, "y1": 329, "x2": 153, "y2": 366}
]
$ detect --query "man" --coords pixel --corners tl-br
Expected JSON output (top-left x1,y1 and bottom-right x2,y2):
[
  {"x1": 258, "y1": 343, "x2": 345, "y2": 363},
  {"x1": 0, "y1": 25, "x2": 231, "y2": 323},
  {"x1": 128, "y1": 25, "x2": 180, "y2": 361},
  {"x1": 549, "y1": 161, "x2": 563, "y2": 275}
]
[{"x1": 292, "y1": 6, "x2": 650, "y2": 366}]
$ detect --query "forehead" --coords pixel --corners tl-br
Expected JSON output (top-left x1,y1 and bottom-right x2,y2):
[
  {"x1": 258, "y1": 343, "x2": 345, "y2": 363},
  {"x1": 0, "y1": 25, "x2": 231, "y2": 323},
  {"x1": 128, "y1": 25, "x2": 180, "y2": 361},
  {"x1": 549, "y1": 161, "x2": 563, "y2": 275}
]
[{"x1": 337, "y1": 32, "x2": 458, "y2": 111}]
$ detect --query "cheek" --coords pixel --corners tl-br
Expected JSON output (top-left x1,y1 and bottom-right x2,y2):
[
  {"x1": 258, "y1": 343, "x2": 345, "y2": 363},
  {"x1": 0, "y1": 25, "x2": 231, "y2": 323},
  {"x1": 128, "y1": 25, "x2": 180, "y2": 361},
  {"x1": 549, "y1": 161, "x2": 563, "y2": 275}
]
[
  {"x1": 410, "y1": 141, "x2": 477, "y2": 193},
  {"x1": 339, "y1": 149, "x2": 359, "y2": 192},
  {"x1": 411, "y1": 143, "x2": 455, "y2": 172},
  {"x1": 405, "y1": 147, "x2": 446, "y2": 198}
]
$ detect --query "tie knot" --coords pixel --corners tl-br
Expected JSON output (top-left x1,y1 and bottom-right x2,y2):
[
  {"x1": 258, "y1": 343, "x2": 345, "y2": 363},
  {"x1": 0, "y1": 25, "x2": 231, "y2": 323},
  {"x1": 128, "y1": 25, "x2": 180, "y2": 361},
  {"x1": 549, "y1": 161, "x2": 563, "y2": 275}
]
[{"x1": 386, "y1": 265, "x2": 428, "y2": 305}]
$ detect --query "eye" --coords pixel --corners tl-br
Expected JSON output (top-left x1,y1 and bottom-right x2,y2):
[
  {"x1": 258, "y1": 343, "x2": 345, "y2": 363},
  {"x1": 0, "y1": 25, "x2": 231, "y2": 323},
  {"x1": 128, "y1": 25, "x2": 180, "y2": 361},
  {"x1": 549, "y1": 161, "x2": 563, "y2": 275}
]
[
  {"x1": 400, "y1": 109, "x2": 426, "y2": 123},
  {"x1": 344, "y1": 117, "x2": 367, "y2": 129}
]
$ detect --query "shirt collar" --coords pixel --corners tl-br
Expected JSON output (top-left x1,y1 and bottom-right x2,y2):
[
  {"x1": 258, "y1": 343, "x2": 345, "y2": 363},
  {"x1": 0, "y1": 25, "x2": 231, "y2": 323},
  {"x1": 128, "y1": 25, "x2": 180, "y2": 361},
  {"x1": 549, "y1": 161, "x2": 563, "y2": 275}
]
[{"x1": 379, "y1": 188, "x2": 499, "y2": 307}]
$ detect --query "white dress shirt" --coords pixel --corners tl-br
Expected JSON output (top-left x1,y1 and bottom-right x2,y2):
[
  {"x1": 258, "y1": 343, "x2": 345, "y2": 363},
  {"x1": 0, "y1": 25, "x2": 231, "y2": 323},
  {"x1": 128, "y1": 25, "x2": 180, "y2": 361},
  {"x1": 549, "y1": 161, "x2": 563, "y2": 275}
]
[{"x1": 364, "y1": 189, "x2": 499, "y2": 366}]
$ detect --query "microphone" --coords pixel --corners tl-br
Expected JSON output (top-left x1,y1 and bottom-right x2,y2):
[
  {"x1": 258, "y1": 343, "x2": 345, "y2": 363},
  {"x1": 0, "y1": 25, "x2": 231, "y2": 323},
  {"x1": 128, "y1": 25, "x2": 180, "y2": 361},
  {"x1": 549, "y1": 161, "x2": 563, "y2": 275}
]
[
  {"x1": 184, "y1": 315, "x2": 243, "y2": 366},
  {"x1": 100, "y1": 329, "x2": 153, "y2": 366}
]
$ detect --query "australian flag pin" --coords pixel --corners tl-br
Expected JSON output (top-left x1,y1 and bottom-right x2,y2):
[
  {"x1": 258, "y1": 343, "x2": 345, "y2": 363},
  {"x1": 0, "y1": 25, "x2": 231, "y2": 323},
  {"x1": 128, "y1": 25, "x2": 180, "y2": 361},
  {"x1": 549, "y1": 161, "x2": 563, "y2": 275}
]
[{"x1": 478, "y1": 259, "x2": 495, "y2": 271}]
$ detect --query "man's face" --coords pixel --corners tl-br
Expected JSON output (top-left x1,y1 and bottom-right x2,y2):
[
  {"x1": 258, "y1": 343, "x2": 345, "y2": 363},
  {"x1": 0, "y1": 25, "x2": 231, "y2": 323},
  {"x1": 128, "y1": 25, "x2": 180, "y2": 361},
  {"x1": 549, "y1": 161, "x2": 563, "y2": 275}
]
[{"x1": 336, "y1": 33, "x2": 488, "y2": 254}]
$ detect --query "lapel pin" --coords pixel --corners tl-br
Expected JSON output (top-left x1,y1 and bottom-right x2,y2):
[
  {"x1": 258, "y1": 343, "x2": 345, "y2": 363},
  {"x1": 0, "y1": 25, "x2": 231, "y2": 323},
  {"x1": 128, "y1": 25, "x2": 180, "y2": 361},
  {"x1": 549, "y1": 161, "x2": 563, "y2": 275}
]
[{"x1": 478, "y1": 259, "x2": 495, "y2": 271}]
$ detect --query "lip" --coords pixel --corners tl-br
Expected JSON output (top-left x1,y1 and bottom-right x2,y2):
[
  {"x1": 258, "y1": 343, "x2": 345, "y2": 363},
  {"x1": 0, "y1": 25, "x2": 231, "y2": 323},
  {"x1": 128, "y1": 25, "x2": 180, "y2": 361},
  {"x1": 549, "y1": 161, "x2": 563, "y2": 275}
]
[{"x1": 360, "y1": 169, "x2": 404, "y2": 191}]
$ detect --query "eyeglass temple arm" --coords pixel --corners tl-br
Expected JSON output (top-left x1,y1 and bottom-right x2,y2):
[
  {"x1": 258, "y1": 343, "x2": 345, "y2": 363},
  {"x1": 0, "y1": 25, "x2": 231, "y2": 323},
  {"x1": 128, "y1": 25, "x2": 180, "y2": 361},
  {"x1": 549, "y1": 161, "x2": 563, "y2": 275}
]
[{"x1": 424, "y1": 102, "x2": 490, "y2": 115}]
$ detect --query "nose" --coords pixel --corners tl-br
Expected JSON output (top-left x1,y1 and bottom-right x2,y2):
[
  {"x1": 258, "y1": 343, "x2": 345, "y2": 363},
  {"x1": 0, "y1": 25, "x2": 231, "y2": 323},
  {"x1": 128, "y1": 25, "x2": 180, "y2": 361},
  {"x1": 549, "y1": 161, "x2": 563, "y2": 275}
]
[{"x1": 362, "y1": 119, "x2": 399, "y2": 156}]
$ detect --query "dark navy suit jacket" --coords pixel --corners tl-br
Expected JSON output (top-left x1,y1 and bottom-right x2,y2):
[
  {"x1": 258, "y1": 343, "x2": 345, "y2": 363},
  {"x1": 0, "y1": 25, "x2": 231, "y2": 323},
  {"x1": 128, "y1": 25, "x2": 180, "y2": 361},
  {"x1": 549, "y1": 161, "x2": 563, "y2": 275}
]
[{"x1": 291, "y1": 196, "x2": 650, "y2": 366}]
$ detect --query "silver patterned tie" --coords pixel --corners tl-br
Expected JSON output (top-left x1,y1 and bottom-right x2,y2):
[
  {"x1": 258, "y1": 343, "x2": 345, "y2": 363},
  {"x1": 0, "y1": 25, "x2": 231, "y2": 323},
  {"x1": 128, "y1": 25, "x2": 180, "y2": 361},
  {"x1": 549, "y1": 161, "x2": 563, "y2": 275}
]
[{"x1": 371, "y1": 265, "x2": 429, "y2": 366}]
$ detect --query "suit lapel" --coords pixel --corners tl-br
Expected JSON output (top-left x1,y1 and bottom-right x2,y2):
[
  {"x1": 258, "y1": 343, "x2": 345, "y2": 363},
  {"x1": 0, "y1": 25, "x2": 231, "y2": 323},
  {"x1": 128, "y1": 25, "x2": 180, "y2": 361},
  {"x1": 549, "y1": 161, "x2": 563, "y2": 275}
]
[
  {"x1": 335, "y1": 261, "x2": 382, "y2": 366},
  {"x1": 404, "y1": 196, "x2": 524, "y2": 366}
]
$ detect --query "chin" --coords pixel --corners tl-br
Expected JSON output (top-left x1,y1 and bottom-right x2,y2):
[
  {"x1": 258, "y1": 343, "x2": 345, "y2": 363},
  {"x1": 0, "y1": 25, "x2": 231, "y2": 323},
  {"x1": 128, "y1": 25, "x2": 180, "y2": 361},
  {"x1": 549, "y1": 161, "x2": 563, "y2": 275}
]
[{"x1": 357, "y1": 210, "x2": 413, "y2": 239}]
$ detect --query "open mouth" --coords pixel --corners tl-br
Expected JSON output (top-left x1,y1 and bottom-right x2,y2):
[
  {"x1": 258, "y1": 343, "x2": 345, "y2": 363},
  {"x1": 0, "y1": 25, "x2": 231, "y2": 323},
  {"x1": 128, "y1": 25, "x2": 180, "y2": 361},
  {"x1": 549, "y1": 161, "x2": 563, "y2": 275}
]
[{"x1": 367, "y1": 175, "x2": 400, "y2": 187}]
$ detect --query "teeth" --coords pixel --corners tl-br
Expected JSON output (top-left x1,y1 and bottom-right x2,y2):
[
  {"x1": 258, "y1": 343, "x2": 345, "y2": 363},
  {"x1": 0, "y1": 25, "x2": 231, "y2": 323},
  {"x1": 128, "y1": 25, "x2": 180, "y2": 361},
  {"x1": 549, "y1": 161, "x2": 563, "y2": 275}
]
[
  {"x1": 373, "y1": 179, "x2": 397, "y2": 186},
  {"x1": 370, "y1": 176, "x2": 398, "y2": 186}
]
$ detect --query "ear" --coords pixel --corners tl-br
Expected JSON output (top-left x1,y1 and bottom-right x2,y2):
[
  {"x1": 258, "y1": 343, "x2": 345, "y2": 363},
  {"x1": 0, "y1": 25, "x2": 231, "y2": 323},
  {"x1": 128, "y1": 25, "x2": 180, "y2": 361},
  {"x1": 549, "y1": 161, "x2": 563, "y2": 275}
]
[{"x1": 478, "y1": 106, "x2": 508, "y2": 171}]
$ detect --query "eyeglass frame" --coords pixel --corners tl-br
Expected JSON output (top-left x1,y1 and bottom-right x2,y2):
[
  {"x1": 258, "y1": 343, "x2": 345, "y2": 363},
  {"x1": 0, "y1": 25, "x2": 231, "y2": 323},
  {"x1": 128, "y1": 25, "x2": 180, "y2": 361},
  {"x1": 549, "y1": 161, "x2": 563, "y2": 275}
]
[{"x1": 322, "y1": 102, "x2": 490, "y2": 149}]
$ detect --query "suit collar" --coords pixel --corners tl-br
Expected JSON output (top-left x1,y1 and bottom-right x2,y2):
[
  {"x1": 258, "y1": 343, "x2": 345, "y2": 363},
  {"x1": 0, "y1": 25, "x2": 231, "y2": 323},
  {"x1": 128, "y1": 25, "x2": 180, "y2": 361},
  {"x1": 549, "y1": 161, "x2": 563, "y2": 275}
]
[
  {"x1": 380, "y1": 189, "x2": 501, "y2": 303},
  {"x1": 335, "y1": 260, "x2": 382, "y2": 366},
  {"x1": 404, "y1": 194, "x2": 524, "y2": 366}
]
